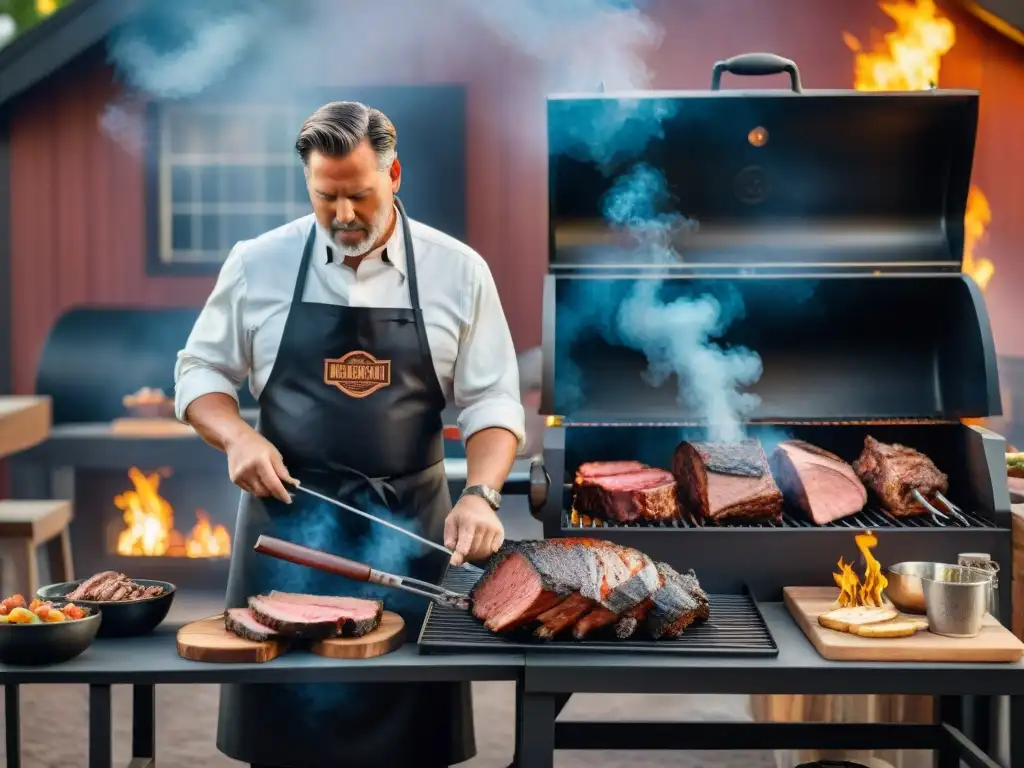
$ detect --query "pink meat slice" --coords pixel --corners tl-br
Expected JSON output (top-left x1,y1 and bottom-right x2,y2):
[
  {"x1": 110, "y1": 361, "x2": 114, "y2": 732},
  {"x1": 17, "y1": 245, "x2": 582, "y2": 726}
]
[{"x1": 266, "y1": 591, "x2": 380, "y2": 621}]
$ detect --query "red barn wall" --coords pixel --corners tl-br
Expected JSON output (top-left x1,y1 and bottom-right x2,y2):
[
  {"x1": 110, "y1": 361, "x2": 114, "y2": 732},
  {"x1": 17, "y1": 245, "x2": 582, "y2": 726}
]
[{"x1": 8, "y1": 0, "x2": 1024, "y2": 396}]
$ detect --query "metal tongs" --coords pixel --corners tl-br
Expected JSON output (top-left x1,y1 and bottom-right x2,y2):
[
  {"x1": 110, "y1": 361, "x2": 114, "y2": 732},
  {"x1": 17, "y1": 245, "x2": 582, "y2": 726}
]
[
  {"x1": 911, "y1": 489, "x2": 970, "y2": 527},
  {"x1": 254, "y1": 535, "x2": 472, "y2": 611},
  {"x1": 289, "y1": 481, "x2": 483, "y2": 575}
]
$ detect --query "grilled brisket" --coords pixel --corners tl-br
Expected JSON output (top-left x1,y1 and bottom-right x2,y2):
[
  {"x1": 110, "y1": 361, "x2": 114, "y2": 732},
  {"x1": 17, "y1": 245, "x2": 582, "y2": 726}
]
[
  {"x1": 647, "y1": 562, "x2": 710, "y2": 639},
  {"x1": 853, "y1": 435, "x2": 948, "y2": 517},
  {"x1": 470, "y1": 538, "x2": 707, "y2": 641},
  {"x1": 247, "y1": 593, "x2": 383, "y2": 639},
  {"x1": 573, "y1": 461, "x2": 680, "y2": 523},
  {"x1": 672, "y1": 440, "x2": 783, "y2": 523},
  {"x1": 771, "y1": 440, "x2": 867, "y2": 524},
  {"x1": 224, "y1": 608, "x2": 280, "y2": 643}
]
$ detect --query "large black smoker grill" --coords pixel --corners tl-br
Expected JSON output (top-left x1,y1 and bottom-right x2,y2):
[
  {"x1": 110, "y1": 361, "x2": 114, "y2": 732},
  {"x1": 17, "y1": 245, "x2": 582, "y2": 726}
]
[{"x1": 533, "y1": 57, "x2": 1013, "y2": 614}]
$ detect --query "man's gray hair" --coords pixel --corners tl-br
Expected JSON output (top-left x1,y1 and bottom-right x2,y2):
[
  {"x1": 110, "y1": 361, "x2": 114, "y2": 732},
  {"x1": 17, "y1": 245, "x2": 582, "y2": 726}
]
[{"x1": 295, "y1": 101, "x2": 397, "y2": 169}]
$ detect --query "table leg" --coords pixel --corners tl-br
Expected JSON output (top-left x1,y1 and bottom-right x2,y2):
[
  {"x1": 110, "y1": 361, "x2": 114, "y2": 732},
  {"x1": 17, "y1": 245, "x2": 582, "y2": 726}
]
[
  {"x1": 1011, "y1": 695, "x2": 1024, "y2": 768},
  {"x1": 131, "y1": 684, "x2": 155, "y2": 768},
  {"x1": 89, "y1": 683, "x2": 111, "y2": 768},
  {"x1": 514, "y1": 692, "x2": 555, "y2": 768},
  {"x1": 936, "y1": 696, "x2": 961, "y2": 768},
  {"x1": 5, "y1": 685, "x2": 20, "y2": 768}
]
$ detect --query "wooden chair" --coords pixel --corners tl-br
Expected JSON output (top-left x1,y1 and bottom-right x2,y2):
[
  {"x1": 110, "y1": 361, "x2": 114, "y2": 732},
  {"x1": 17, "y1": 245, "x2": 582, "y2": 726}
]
[{"x1": 0, "y1": 499, "x2": 74, "y2": 598}]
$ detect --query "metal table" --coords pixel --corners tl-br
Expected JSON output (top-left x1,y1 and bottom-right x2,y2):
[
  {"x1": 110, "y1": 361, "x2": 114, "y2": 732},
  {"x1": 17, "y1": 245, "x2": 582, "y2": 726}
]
[
  {"x1": 0, "y1": 624, "x2": 524, "y2": 768},
  {"x1": 514, "y1": 602, "x2": 1024, "y2": 768}
]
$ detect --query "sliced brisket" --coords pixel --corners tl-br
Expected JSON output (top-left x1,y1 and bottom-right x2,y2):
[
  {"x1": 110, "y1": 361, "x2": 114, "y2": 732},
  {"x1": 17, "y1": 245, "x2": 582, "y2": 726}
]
[
  {"x1": 224, "y1": 608, "x2": 281, "y2": 643},
  {"x1": 647, "y1": 563, "x2": 709, "y2": 639},
  {"x1": 853, "y1": 435, "x2": 948, "y2": 517},
  {"x1": 248, "y1": 594, "x2": 382, "y2": 639},
  {"x1": 265, "y1": 591, "x2": 382, "y2": 636},
  {"x1": 672, "y1": 439, "x2": 783, "y2": 524},
  {"x1": 771, "y1": 440, "x2": 867, "y2": 524},
  {"x1": 573, "y1": 461, "x2": 680, "y2": 523},
  {"x1": 470, "y1": 538, "x2": 707, "y2": 641}
]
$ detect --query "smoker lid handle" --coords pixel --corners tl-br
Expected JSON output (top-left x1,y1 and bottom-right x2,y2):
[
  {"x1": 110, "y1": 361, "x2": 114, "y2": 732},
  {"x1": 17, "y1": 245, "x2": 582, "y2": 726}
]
[{"x1": 711, "y1": 53, "x2": 803, "y2": 93}]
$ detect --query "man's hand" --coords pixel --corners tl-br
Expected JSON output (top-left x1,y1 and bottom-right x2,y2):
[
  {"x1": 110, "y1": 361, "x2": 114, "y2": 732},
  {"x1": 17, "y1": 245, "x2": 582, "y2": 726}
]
[
  {"x1": 443, "y1": 494, "x2": 504, "y2": 567},
  {"x1": 225, "y1": 429, "x2": 296, "y2": 504}
]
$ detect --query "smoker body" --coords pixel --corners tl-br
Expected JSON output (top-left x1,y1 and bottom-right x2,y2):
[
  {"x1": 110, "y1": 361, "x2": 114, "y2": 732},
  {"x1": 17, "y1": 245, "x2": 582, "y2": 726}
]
[{"x1": 536, "y1": 67, "x2": 1012, "y2": 613}]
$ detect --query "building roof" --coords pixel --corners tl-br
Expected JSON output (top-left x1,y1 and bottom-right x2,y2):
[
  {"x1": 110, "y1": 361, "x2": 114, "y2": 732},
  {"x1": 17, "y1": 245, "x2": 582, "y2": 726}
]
[{"x1": 0, "y1": 0, "x2": 133, "y2": 112}]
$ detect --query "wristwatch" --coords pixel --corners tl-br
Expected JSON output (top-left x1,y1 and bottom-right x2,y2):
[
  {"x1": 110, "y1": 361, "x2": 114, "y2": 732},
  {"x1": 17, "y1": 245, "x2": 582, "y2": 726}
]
[{"x1": 461, "y1": 484, "x2": 501, "y2": 512}]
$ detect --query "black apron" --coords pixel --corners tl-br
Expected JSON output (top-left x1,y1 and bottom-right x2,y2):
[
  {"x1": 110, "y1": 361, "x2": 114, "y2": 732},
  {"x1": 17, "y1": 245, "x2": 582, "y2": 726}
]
[{"x1": 217, "y1": 199, "x2": 475, "y2": 768}]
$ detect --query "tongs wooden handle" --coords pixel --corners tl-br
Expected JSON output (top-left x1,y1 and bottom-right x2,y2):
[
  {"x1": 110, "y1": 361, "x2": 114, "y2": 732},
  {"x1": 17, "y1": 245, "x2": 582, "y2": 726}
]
[{"x1": 254, "y1": 535, "x2": 471, "y2": 611}]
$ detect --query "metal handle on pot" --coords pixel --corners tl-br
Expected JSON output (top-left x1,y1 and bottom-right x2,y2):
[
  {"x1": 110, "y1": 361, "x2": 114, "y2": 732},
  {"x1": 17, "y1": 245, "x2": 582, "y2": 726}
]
[{"x1": 711, "y1": 53, "x2": 803, "y2": 93}]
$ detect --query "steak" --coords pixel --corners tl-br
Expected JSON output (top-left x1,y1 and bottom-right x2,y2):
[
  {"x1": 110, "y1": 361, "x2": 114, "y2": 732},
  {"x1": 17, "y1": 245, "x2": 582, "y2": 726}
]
[
  {"x1": 573, "y1": 461, "x2": 680, "y2": 523},
  {"x1": 470, "y1": 538, "x2": 706, "y2": 641},
  {"x1": 672, "y1": 439, "x2": 783, "y2": 524},
  {"x1": 66, "y1": 571, "x2": 165, "y2": 601},
  {"x1": 853, "y1": 435, "x2": 948, "y2": 517},
  {"x1": 770, "y1": 440, "x2": 867, "y2": 524},
  {"x1": 224, "y1": 608, "x2": 280, "y2": 643},
  {"x1": 248, "y1": 594, "x2": 382, "y2": 639}
]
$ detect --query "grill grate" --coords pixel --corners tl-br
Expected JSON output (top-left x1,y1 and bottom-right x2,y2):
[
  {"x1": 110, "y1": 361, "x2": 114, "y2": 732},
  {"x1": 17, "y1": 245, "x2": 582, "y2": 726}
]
[
  {"x1": 418, "y1": 568, "x2": 778, "y2": 657},
  {"x1": 562, "y1": 504, "x2": 996, "y2": 531}
]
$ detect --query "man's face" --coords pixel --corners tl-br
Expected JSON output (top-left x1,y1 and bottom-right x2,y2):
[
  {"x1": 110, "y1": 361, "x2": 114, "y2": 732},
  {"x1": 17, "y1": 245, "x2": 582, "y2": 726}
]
[{"x1": 305, "y1": 141, "x2": 401, "y2": 257}]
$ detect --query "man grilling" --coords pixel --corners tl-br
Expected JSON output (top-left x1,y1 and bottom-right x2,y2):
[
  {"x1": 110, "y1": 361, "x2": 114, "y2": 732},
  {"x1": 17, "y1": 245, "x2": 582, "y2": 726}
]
[{"x1": 174, "y1": 101, "x2": 524, "y2": 768}]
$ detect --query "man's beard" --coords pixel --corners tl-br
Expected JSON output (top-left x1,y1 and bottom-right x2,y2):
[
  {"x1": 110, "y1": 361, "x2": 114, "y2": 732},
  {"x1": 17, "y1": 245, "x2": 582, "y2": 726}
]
[{"x1": 329, "y1": 205, "x2": 389, "y2": 258}]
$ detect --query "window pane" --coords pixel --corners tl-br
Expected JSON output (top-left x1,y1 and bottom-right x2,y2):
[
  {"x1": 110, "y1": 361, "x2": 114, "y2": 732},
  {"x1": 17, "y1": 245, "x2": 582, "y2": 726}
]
[
  {"x1": 199, "y1": 166, "x2": 220, "y2": 204},
  {"x1": 199, "y1": 215, "x2": 221, "y2": 251},
  {"x1": 193, "y1": 112, "x2": 224, "y2": 155},
  {"x1": 293, "y1": 165, "x2": 308, "y2": 202},
  {"x1": 223, "y1": 166, "x2": 263, "y2": 203},
  {"x1": 171, "y1": 214, "x2": 192, "y2": 250},
  {"x1": 167, "y1": 112, "x2": 204, "y2": 155},
  {"x1": 265, "y1": 165, "x2": 289, "y2": 203},
  {"x1": 264, "y1": 213, "x2": 289, "y2": 232},
  {"x1": 265, "y1": 113, "x2": 292, "y2": 154},
  {"x1": 224, "y1": 214, "x2": 266, "y2": 245},
  {"x1": 170, "y1": 166, "x2": 193, "y2": 204}
]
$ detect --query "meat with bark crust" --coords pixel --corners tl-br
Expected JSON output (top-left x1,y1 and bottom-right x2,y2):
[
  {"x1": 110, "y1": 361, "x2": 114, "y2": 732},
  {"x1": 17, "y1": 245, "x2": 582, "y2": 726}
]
[
  {"x1": 264, "y1": 591, "x2": 382, "y2": 636},
  {"x1": 771, "y1": 440, "x2": 867, "y2": 524},
  {"x1": 575, "y1": 468, "x2": 679, "y2": 523},
  {"x1": 647, "y1": 562, "x2": 709, "y2": 639},
  {"x1": 853, "y1": 436, "x2": 948, "y2": 517},
  {"x1": 224, "y1": 608, "x2": 281, "y2": 643},
  {"x1": 470, "y1": 538, "x2": 706, "y2": 640},
  {"x1": 247, "y1": 595, "x2": 381, "y2": 639},
  {"x1": 672, "y1": 440, "x2": 783, "y2": 524}
]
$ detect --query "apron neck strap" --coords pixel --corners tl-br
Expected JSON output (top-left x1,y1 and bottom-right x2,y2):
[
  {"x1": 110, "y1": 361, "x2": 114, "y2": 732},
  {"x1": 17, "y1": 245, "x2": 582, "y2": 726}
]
[{"x1": 292, "y1": 222, "x2": 319, "y2": 305}]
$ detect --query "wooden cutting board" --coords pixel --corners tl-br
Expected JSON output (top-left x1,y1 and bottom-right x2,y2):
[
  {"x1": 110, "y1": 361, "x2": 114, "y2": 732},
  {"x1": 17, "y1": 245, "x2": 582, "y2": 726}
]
[
  {"x1": 785, "y1": 586, "x2": 1024, "y2": 663},
  {"x1": 176, "y1": 612, "x2": 405, "y2": 663}
]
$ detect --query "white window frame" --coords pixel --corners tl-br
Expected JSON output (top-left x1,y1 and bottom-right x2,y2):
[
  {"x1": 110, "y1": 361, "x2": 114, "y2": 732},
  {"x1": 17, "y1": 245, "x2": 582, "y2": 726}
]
[{"x1": 156, "y1": 103, "x2": 312, "y2": 267}]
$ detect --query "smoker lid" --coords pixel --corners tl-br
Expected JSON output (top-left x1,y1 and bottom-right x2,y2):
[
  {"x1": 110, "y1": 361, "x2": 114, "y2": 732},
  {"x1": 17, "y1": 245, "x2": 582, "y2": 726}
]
[{"x1": 547, "y1": 54, "x2": 979, "y2": 271}]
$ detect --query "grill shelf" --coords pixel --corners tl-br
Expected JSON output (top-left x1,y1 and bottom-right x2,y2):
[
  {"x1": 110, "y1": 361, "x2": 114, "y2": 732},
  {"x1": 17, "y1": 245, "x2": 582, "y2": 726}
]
[
  {"x1": 562, "y1": 505, "x2": 996, "y2": 531},
  {"x1": 418, "y1": 567, "x2": 779, "y2": 658}
]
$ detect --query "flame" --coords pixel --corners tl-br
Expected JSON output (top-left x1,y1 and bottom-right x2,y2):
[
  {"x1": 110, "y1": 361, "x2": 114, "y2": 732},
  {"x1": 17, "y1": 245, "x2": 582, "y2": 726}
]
[
  {"x1": 845, "y1": 0, "x2": 994, "y2": 290},
  {"x1": 114, "y1": 467, "x2": 231, "y2": 558},
  {"x1": 831, "y1": 530, "x2": 888, "y2": 607}
]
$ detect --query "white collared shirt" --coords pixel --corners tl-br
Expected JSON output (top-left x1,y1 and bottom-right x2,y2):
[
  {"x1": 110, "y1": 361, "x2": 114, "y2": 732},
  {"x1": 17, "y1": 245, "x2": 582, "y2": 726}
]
[{"x1": 174, "y1": 212, "x2": 526, "y2": 451}]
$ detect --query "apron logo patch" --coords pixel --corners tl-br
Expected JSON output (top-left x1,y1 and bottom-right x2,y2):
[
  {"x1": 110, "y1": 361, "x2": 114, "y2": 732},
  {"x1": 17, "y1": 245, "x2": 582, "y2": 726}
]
[{"x1": 323, "y1": 350, "x2": 392, "y2": 398}]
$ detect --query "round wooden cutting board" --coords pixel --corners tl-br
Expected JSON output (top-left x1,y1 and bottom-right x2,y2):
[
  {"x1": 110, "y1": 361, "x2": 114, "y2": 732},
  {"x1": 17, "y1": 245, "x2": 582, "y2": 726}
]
[
  {"x1": 176, "y1": 612, "x2": 405, "y2": 663},
  {"x1": 177, "y1": 615, "x2": 289, "y2": 663},
  {"x1": 311, "y1": 611, "x2": 406, "y2": 659}
]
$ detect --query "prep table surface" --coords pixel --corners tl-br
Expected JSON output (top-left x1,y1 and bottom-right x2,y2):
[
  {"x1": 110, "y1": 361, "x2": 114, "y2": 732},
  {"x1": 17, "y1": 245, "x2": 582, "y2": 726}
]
[{"x1": 5, "y1": 605, "x2": 1024, "y2": 768}]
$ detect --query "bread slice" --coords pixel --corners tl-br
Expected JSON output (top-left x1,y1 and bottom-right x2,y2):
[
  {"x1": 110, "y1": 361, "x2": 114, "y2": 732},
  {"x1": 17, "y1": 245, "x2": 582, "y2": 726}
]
[
  {"x1": 818, "y1": 606, "x2": 898, "y2": 632},
  {"x1": 848, "y1": 620, "x2": 920, "y2": 639}
]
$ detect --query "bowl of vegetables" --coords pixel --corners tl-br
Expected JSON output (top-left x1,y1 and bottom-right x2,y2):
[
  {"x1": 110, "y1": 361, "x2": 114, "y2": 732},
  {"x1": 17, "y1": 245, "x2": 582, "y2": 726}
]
[{"x1": 0, "y1": 593, "x2": 101, "y2": 666}]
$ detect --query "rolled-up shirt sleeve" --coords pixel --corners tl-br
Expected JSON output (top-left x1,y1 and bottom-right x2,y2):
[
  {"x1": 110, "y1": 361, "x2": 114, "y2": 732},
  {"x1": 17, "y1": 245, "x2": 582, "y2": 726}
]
[
  {"x1": 454, "y1": 260, "x2": 526, "y2": 452},
  {"x1": 174, "y1": 244, "x2": 250, "y2": 423}
]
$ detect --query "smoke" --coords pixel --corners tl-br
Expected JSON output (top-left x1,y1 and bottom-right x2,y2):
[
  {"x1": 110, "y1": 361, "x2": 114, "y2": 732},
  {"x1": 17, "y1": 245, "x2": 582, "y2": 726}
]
[
  {"x1": 101, "y1": 0, "x2": 665, "y2": 154},
  {"x1": 258, "y1": 488, "x2": 426, "y2": 616}
]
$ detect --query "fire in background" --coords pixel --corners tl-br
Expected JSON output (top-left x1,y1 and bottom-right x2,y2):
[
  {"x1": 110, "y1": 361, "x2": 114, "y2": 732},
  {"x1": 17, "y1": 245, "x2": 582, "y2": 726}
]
[
  {"x1": 115, "y1": 467, "x2": 231, "y2": 558},
  {"x1": 844, "y1": 0, "x2": 995, "y2": 291}
]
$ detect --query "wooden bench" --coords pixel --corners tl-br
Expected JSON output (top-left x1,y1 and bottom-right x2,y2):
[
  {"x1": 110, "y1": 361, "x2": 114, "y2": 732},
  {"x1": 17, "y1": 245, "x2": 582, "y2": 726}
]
[{"x1": 0, "y1": 499, "x2": 74, "y2": 598}]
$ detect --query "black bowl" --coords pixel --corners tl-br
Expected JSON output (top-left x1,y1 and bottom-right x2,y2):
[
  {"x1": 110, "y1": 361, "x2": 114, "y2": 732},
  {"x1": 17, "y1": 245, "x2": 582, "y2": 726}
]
[
  {"x1": 37, "y1": 580, "x2": 176, "y2": 638},
  {"x1": 0, "y1": 602, "x2": 102, "y2": 665}
]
